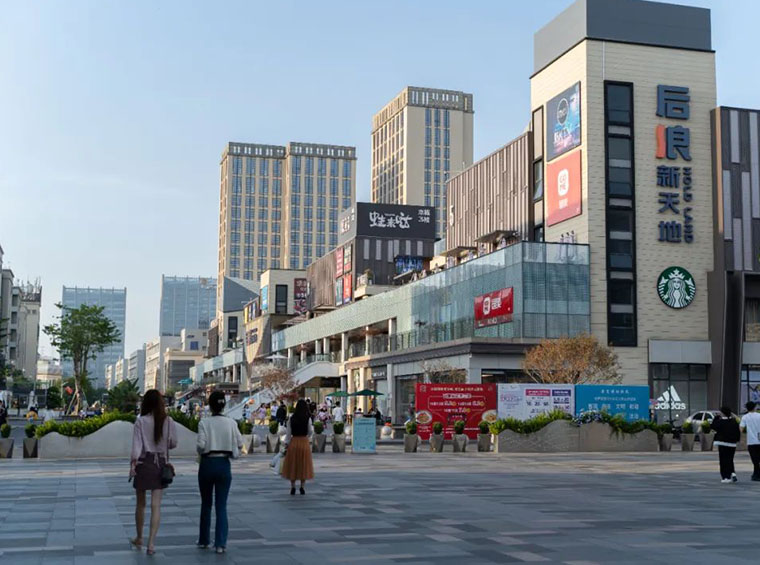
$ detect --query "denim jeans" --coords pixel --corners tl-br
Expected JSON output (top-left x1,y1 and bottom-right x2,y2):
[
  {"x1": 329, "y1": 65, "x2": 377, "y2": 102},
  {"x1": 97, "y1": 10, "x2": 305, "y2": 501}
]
[{"x1": 198, "y1": 457, "x2": 232, "y2": 548}]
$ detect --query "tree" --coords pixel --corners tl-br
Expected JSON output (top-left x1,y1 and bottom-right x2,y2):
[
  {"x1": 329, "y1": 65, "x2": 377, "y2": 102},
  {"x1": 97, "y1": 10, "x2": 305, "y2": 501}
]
[
  {"x1": 260, "y1": 366, "x2": 297, "y2": 402},
  {"x1": 421, "y1": 360, "x2": 468, "y2": 384},
  {"x1": 106, "y1": 379, "x2": 140, "y2": 413},
  {"x1": 43, "y1": 303, "x2": 120, "y2": 414},
  {"x1": 46, "y1": 384, "x2": 63, "y2": 410},
  {"x1": 522, "y1": 334, "x2": 621, "y2": 385}
]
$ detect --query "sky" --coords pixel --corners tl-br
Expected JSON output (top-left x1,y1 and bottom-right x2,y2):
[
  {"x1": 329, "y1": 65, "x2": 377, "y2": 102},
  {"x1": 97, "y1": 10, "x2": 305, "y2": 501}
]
[{"x1": 1, "y1": 0, "x2": 758, "y2": 358}]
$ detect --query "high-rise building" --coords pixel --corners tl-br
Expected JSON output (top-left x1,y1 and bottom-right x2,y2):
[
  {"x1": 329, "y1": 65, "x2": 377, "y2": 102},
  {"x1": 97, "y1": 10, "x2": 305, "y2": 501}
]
[
  {"x1": 159, "y1": 276, "x2": 216, "y2": 337},
  {"x1": 128, "y1": 346, "x2": 146, "y2": 392},
  {"x1": 61, "y1": 286, "x2": 126, "y2": 388},
  {"x1": 371, "y1": 87, "x2": 474, "y2": 238},
  {"x1": 217, "y1": 141, "x2": 356, "y2": 309},
  {"x1": 16, "y1": 281, "x2": 42, "y2": 380}
]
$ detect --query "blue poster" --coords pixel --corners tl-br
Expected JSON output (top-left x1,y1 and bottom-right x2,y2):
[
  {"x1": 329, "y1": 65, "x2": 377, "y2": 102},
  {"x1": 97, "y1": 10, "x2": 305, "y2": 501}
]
[
  {"x1": 575, "y1": 385, "x2": 649, "y2": 422},
  {"x1": 261, "y1": 285, "x2": 268, "y2": 312},
  {"x1": 546, "y1": 81, "x2": 582, "y2": 161},
  {"x1": 352, "y1": 417, "x2": 376, "y2": 454}
]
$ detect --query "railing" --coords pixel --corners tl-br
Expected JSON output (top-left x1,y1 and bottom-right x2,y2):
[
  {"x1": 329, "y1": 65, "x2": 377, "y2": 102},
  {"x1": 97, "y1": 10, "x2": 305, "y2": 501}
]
[{"x1": 287, "y1": 352, "x2": 341, "y2": 371}]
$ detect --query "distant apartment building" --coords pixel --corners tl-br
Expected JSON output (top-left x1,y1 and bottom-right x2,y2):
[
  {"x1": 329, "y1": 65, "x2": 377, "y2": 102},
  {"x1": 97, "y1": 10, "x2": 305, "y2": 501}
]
[
  {"x1": 36, "y1": 357, "x2": 62, "y2": 388},
  {"x1": 217, "y1": 141, "x2": 356, "y2": 309},
  {"x1": 128, "y1": 346, "x2": 146, "y2": 392},
  {"x1": 159, "y1": 276, "x2": 216, "y2": 337},
  {"x1": 0, "y1": 269, "x2": 16, "y2": 368},
  {"x1": 16, "y1": 281, "x2": 42, "y2": 380},
  {"x1": 61, "y1": 286, "x2": 126, "y2": 388},
  {"x1": 144, "y1": 336, "x2": 180, "y2": 392},
  {"x1": 180, "y1": 328, "x2": 208, "y2": 356},
  {"x1": 371, "y1": 87, "x2": 474, "y2": 238}
]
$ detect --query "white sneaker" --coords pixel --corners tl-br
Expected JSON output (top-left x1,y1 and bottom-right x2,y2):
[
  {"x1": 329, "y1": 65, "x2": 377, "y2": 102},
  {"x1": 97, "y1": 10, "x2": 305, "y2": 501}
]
[
  {"x1": 732, "y1": 473, "x2": 738, "y2": 483},
  {"x1": 721, "y1": 478, "x2": 731, "y2": 484}
]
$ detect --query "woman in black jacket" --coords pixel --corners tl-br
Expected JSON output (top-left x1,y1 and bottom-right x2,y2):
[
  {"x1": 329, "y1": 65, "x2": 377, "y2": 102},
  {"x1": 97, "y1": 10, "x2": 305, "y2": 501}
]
[{"x1": 711, "y1": 406, "x2": 740, "y2": 483}]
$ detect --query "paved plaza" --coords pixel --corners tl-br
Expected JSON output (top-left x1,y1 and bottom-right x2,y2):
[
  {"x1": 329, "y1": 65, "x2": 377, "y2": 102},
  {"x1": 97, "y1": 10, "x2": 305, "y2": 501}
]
[{"x1": 1, "y1": 448, "x2": 758, "y2": 564}]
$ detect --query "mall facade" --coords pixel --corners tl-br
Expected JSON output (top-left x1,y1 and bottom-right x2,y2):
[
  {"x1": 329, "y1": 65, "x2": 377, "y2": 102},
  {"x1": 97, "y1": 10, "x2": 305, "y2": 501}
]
[{"x1": 240, "y1": 0, "x2": 760, "y2": 424}]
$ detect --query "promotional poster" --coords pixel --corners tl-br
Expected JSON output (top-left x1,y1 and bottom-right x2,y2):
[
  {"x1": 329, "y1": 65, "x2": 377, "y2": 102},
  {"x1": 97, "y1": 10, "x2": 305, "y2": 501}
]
[
  {"x1": 415, "y1": 383, "x2": 498, "y2": 440},
  {"x1": 546, "y1": 150, "x2": 582, "y2": 226},
  {"x1": 497, "y1": 384, "x2": 575, "y2": 420},
  {"x1": 546, "y1": 81, "x2": 582, "y2": 161},
  {"x1": 474, "y1": 287, "x2": 514, "y2": 328}
]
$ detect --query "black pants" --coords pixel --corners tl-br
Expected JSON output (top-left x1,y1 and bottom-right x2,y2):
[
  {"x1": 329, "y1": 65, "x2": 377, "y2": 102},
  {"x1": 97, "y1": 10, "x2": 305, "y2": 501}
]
[
  {"x1": 748, "y1": 444, "x2": 760, "y2": 478},
  {"x1": 718, "y1": 445, "x2": 736, "y2": 479}
]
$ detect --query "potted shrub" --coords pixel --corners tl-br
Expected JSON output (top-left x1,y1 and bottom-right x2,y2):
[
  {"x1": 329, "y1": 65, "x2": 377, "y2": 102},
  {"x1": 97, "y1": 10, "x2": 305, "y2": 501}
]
[
  {"x1": 266, "y1": 420, "x2": 281, "y2": 453},
  {"x1": 429, "y1": 422, "x2": 444, "y2": 452},
  {"x1": 681, "y1": 421, "x2": 695, "y2": 451},
  {"x1": 238, "y1": 420, "x2": 254, "y2": 454},
  {"x1": 477, "y1": 421, "x2": 491, "y2": 452},
  {"x1": 700, "y1": 420, "x2": 715, "y2": 451},
  {"x1": 0, "y1": 423, "x2": 13, "y2": 458},
  {"x1": 404, "y1": 421, "x2": 419, "y2": 453},
  {"x1": 452, "y1": 420, "x2": 468, "y2": 452},
  {"x1": 332, "y1": 421, "x2": 346, "y2": 453},
  {"x1": 312, "y1": 420, "x2": 326, "y2": 453},
  {"x1": 658, "y1": 423, "x2": 673, "y2": 452},
  {"x1": 24, "y1": 423, "x2": 38, "y2": 458}
]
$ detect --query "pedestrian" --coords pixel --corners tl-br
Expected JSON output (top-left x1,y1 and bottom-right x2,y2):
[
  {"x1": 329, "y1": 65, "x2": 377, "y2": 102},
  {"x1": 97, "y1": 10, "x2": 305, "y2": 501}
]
[
  {"x1": 332, "y1": 400, "x2": 344, "y2": 424},
  {"x1": 0, "y1": 400, "x2": 7, "y2": 427},
  {"x1": 712, "y1": 406, "x2": 740, "y2": 483},
  {"x1": 276, "y1": 401, "x2": 287, "y2": 426},
  {"x1": 196, "y1": 391, "x2": 244, "y2": 554},
  {"x1": 740, "y1": 401, "x2": 760, "y2": 481},
  {"x1": 129, "y1": 389, "x2": 178, "y2": 555},
  {"x1": 281, "y1": 399, "x2": 315, "y2": 495}
]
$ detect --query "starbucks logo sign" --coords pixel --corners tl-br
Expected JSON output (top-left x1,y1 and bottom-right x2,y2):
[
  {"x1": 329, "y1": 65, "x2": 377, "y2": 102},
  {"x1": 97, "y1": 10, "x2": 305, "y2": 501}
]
[{"x1": 657, "y1": 267, "x2": 696, "y2": 309}]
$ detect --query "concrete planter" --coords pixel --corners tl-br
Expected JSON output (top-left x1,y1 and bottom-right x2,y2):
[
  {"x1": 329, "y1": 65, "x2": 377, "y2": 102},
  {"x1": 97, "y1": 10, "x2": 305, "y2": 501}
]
[
  {"x1": 452, "y1": 434, "x2": 468, "y2": 453},
  {"x1": 477, "y1": 434, "x2": 491, "y2": 452},
  {"x1": 404, "y1": 434, "x2": 419, "y2": 453},
  {"x1": 494, "y1": 421, "x2": 658, "y2": 453},
  {"x1": 681, "y1": 433, "x2": 695, "y2": 451},
  {"x1": 266, "y1": 433, "x2": 280, "y2": 454},
  {"x1": 312, "y1": 433, "x2": 326, "y2": 453},
  {"x1": 0, "y1": 438, "x2": 13, "y2": 458},
  {"x1": 659, "y1": 434, "x2": 673, "y2": 452},
  {"x1": 700, "y1": 432, "x2": 715, "y2": 452},
  {"x1": 429, "y1": 434, "x2": 444, "y2": 453},
  {"x1": 241, "y1": 434, "x2": 254, "y2": 455},
  {"x1": 332, "y1": 433, "x2": 346, "y2": 453},
  {"x1": 23, "y1": 437, "x2": 38, "y2": 458}
]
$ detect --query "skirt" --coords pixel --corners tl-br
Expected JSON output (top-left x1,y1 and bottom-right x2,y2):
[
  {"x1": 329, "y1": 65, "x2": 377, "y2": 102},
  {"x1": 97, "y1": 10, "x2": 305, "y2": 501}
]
[
  {"x1": 133, "y1": 453, "x2": 167, "y2": 491},
  {"x1": 281, "y1": 437, "x2": 314, "y2": 481}
]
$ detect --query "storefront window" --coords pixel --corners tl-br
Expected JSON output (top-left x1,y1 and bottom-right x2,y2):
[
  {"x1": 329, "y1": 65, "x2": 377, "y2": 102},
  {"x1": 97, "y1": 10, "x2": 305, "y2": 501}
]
[
  {"x1": 741, "y1": 366, "x2": 760, "y2": 407},
  {"x1": 395, "y1": 376, "x2": 420, "y2": 425},
  {"x1": 375, "y1": 379, "x2": 388, "y2": 417},
  {"x1": 651, "y1": 363, "x2": 708, "y2": 424}
]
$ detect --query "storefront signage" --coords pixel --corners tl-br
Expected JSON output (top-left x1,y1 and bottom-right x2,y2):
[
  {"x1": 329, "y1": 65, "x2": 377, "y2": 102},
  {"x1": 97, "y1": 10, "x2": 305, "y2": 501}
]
[
  {"x1": 655, "y1": 85, "x2": 694, "y2": 243},
  {"x1": 497, "y1": 384, "x2": 575, "y2": 420},
  {"x1": 395, "y1": 255, "x2": 424, "y2": 275},
  {"x1": 340, "y1": 203, "x2": 436, "y2": 244},
  {"x1": 293, "y1": 278, "x2": 307, "y2": 314},
  {"x1": 415, "y1": 383, "x2": 497, "y2": 440},
  {"x1": 335, "y1": 248, "x2": 344, "y2": 277},
  {"x1": 546, "y1": 150, "x2": 582, "y2": 226},
  {"x1": 334, "y1": 277, "x2": 343, "y2": 306},
  {"x1": 260, "y1": 285, "x2": 268, "y2": 312},
  {"x1": 343, "y1": 243, "x2": 352, "y2": 273},
  {"x1": 657, "y1": 266, "x2": 696, "y2": 309},
  {"x1": 474, "y1": 288, "x2": 514, "y2": 328},
  {"x1": 351, "y1": 417, "x2": 377, "y2": 454},
  {"x1": 546, "y1": 81, "x2": 582, "y2": 161},
  {"x1": 575, "y1": 385, "x2": 649, "y2": 422},
  {"x1": 343, "y1": 273, "x2": 352, "y2": 304}
]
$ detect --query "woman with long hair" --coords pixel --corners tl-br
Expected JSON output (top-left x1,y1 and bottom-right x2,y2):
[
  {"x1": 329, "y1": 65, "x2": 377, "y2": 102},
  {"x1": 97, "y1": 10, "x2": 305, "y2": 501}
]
[
  {"x1": 281, "y1": 399, "x2": 314, "y2": 495},
  {"x1": 196, "y1": 390, "x2": 244, "y2": 554},
  {"x1": 129, "y1": 389, "x2": 178, "y2": 555}
]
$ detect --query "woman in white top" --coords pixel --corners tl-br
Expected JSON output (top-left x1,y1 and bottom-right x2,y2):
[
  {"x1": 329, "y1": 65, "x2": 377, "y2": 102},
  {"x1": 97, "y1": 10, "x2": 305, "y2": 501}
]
[{"x1": 196, "y1": 391, "x2": 244, "y2": 554}]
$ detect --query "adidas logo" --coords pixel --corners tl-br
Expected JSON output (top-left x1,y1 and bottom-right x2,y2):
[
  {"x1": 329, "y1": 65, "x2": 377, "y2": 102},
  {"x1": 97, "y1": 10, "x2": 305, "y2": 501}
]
[{"x1": 655, "y1": 386, "x2": 687, "y2": 411}]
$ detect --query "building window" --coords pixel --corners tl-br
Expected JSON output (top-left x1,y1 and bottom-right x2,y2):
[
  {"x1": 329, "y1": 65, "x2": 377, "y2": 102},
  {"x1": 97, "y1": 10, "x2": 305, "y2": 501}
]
[
  {"x1": 275, "y1": 284, "x2": 288, "y2": 314},
  {"x1": 533, "y1": 160, "x2": 544, "y2": 201},
  {"x1": 651, "y1": 364, "x2": 708, "y2": 424}
]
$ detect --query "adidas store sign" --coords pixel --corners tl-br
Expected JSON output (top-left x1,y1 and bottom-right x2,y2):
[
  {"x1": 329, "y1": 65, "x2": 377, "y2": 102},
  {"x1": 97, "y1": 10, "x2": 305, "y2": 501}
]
[{"x1": 655, "y1": 386, "x2": 686, "y2": 411}]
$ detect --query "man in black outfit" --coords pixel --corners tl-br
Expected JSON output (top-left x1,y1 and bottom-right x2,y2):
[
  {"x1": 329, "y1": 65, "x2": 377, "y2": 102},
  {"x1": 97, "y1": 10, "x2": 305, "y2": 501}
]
[
  {"x1": 711, "y1": 406, "x2": 740, "y2": 483},
  {"x1": 275, "y1": 402, "x2": 287, "y2": 426}
]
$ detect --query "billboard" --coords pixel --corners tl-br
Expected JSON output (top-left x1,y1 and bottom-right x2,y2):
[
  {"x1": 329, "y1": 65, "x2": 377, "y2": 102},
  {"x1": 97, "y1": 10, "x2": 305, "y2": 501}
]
[
  {"x1": 335, "y1": 248, "x2": 344, "y2": 277},
  {"x1": 546, "y1": 81, "x2": 581, "y2": 161},
  {"x1": 395, "y1": 255, "x2": 425, "y2": 275},
  {"x1": 546, "y1": 150, "x2": 582, "y2": 226},
  {"x1": 335, "y1": 277, "x2": 343, "y2": 306},
  {"x1": 260, "y1": 285, "x2": 269, "y2": 312},
  {"x1": 293, "y1": 278, "x2": 307, "y2": 314},
  {"x1": 343, "y1": 273, "x2": 352, "y2": 304},
  {"x1": 575, "y1": 385, "x2": 649, "y2": 422},
  {"x1": 415, "y1": 383, "x2": 498, "y2": 440},
  {"x1": 474, "y1": 288, "x2": 514, "y2": 328},
  {"x1": 497, "y1": 384, "x2": 575, "y2": 420},
  {"x1": 343, "y1": 243, "x2": 352, "y2": 273},
  {"x1": 338, "y1": 202, "x2": 436, "y2": 245}
]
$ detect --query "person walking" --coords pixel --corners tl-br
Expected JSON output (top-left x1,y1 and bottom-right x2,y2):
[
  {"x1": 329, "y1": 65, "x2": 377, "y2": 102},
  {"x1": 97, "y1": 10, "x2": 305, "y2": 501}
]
[
  {"x1": 281, "y1": 399, "x2": 314, "y2": 495},
  {"x1": 331, "y1": 401, "x2": 344, "y2": 424},
  {"x1": 196, "y1": 391, "x2": 244, "y2": 554},
  {"x1": 712, "y1": 406, "x2": 740, "y2": 483},
  {"x1": 276, "y1": 401, "x2": 288, "y2": 427},
  {"x1": 129, "y1": 389, "x2": 178, "y2": 555},
  {"x1": 740, "y1": 401, "x2": 760, "y2": 481}
]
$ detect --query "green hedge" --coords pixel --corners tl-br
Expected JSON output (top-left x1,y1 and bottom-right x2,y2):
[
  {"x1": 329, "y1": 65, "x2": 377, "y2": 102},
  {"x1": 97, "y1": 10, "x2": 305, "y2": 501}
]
[
  {"x1": 35, "y1": 412, "x2": 136, "y2": 438},
  {"x1": 489, "y1": 410, "x2": 572, "y2": 435},
  {"x1": 167, "y1": 410, "x2": 199, "y2": 433},
  {"x1": 488, "y1": 410, "x2": 665, "y2": 437},
  {"x1": 0, "y1": 423, "x2": 10, "y2": 438},
  {"x1": 238, "y1": 419, "x2": 253, "y2": 435}
]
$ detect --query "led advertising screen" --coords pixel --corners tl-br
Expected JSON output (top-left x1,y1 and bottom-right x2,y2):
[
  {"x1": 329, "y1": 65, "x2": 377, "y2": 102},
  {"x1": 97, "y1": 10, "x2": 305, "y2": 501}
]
[
  {"x1": 546, "y1": 150, "x2": 582, "y2": 226},
  {"x1": 546, "y1": 82, "x2": 581, "y2": 161}
]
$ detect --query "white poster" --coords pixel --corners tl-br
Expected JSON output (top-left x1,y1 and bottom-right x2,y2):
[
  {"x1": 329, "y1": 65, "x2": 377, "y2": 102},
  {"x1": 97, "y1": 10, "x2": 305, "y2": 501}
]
[{"x1": 497, "y1": 384, "x2": 575, "y2": 421}]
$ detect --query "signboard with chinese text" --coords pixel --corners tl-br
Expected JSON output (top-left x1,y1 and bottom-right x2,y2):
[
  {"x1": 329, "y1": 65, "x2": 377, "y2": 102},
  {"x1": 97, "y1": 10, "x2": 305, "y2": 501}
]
[
  {"x1": 351, "y1": 417, "x2": 377, "y2": 454},
  {"x1": 474, "y1": 288, "x2": 514, "y2": 328},
  {"x1": 343, "y1": 274, "x2": 352, "y2": 304},
  {"x1": 575, "y1": 385, "x2": 649, "y2": 422},
  {"x1": 338, "y1": 202, "x2": 436, "y2": 244},
  {"x1": 343, "y1": 243, "x2": 352, "y2": 274},
  {"x1": 546, "y1": 150, "x2": 582, "y2": 226},
  {"x1": 293, "y1": 278, "x2": 307, "y2": 314},
  {"x1": 415, "y1": 383, "x2": 498, "y2": 440},
  {"x1": 497, "y1": 384, "x2": 575, "y2": 420},
  {"x1": 335, "y1": 248, "x2": 344, "y2": 277},
  {"x1": 546, "y1": 82, "x2": 582, "y2": 161},
  {"x1": 334, "y1": 277, "x2": 343, "y2": 306}
]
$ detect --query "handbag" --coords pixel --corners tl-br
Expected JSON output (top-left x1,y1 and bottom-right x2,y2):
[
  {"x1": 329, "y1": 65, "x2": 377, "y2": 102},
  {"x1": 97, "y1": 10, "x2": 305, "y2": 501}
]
[
  {"x1": 269, "y1": 452, "x2": 283, "y2": 475},
  {"x1": 160, "y1": 419, "x2": 175, "y2": 486}
]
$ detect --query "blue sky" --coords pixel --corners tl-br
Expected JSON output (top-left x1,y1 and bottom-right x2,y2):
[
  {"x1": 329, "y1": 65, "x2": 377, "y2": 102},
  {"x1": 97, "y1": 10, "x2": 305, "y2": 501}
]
[{"x1": 1, "y1": 0, "x2": 757, "y2": 356}]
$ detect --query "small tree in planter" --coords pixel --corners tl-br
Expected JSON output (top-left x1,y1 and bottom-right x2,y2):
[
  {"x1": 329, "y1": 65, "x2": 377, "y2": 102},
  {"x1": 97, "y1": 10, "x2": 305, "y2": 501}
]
[
  {"x1": 266, "y1": 420, "x2": 281, "y2": 453},
  {"x1": 313, "y1": 420, "x2": 326, "y2": 453},
  {"x1": 700, "y1": 420, "x2": 715, "y2": 451},
  {"x1": 452, "y1": 420, "x2": 468, "y2": 452},
  {"x1": 332, "y1": 421, "x2": 346, "y2": 453},
  {"x1": 238, "y1": 420, "x2": 254, "y2": 454},
  {"x1": 477, "y1": 421, "x2": 491, "y2": 452},
  {"x1": 429, "y1": 422, "x2": 444, "y2": 452},
  {"x1": 0, "y1": 423, "x2": 13, "y2": 458},
  {"x1": 404, "y1": 421, "x2": 419, "y2": 453},
  {"x1": 658, "y1": 423, "x2": 673, "y2": 452},
  {"x1": 681, "y1": 421, "x2": 695, "y2": 451},
  {"x1": 23, "y1": 423, "x2": 38, "y2": 458}
]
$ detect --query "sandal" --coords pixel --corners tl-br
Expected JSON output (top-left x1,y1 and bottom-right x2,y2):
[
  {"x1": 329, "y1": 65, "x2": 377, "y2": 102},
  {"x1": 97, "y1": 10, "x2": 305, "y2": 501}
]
[
  {"x1": 146, "y1": 547, "x2": 156, "y2": 556},
  {"x1": 129, "y1": 538, "x2": 142, "y2": 550}
]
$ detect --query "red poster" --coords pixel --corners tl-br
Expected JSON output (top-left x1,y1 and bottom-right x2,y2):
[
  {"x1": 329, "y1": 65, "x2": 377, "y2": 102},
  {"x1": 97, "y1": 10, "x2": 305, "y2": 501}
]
[
  {"x1": 474, "y1": 287, "x2": 513, "y2": 328},
  {"x1": 415, "y1": 383, "x2": 497, "y2": 440},
  {"x1": 343, "y1": 273, "x2": 352, "y2": 304},
  {"x1": 336, "y1": 249, "x2": 344, "y2": 277},
  {"x1": 546, "y1": 150, "x2": 582, "y2": 226}
]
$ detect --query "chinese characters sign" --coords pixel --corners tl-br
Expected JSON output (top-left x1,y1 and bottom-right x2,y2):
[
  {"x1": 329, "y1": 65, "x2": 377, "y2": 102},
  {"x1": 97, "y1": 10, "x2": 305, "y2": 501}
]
[
  {"x1": 335, "y1": 248, "x2": 344, "y2": 278},
  {"x1": 546, "y1": 82, "x2": 582, "y2": 161},
  {"x1": 474, "y1": 288, "x2": 514, "y2": 328},
  {"x1": 369, "y1": 211, "x2": 412, "y2": 229},
  {"x1": 497, "y1": 384, "x2": 575, "y2": 420},
  {"x1": 343, "y1": 273, "x2": 352, "y2": 304},
  {"x1": 546, "y1": 150, "x2": 582, "y2": 226},
  {"x1": 293, "y1": 278, "x2": 307, "y2": 314},
  {"x1": 415, "y1": 383, "x2": 497, "y2": 440},
  {"x1": 655, "y1": 85, "x2": 693, "y2": 243},
  {"x1": 575, "y1": 385, "x2": 649, "y2": 422}
]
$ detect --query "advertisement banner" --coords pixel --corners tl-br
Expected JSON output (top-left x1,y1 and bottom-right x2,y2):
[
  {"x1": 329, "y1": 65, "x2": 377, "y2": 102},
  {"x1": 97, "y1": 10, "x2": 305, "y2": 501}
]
[
  {"x1": 474, "y1": 287, "x2": 514, "y2": 328},
  {"x1": 343, "y1": 243, "x2": 352, "y2": 273},
  {"x1": 546, "y1": 81, "x2": 581, "y2": 161},
  {"x1": 395, "y1": 255, "x2": 425, "y2": 275},
  {"x1": 497, "y1": 384, "x2": 575, "y2": 420},
  {"x1": 575, "y1": 385, "x2": 649, "y2": 422},
  {"x1": 293, "y1": 278, "x2": 307, "y2": 314},
  {"x1": 343, "y1": 273, "x2": 352, "y2": 304},
  {"x1": 335, "y1": 248, "x2": 344, "y2": 278},
  {"x1": 261, "y1": 285, "x2": 269, "y2": 312},
  {"x1": 351, "y1": 417, "x2": 377, "y2": 454},
  {"x1": 546, "y1": 150, "x2": 582, "y2": 227},
  {"x1": 415, "y1": 383, "x2": 498, "y2": 440},
  {"x1": 335, "y1": 277, "x2": 343, "y2": 306}
]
